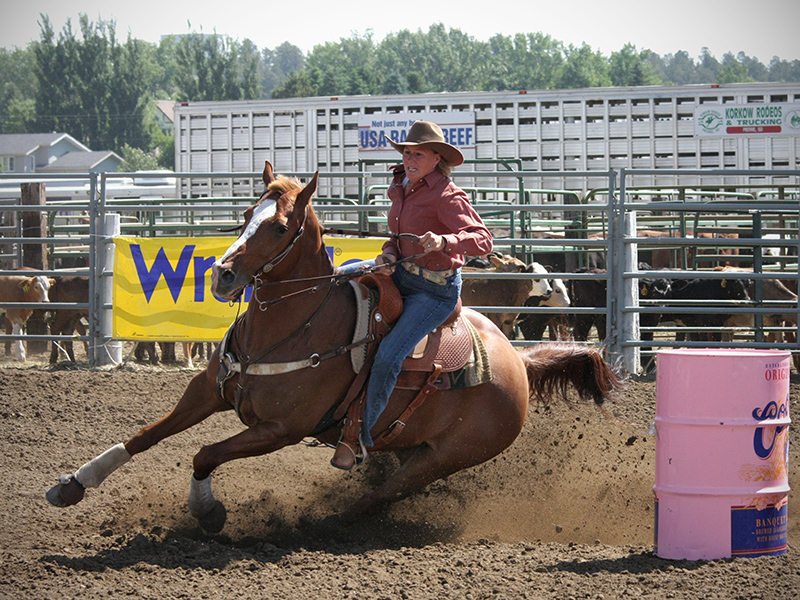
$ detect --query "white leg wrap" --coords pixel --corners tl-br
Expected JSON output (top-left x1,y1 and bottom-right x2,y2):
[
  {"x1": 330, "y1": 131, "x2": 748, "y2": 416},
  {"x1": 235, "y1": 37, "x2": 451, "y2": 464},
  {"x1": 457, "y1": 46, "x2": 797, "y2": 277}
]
[
  {"x1": 74, "y1": 443, "x2": 131, "y2": 488},
  {"x1": 188, "y1": 474, "x2": 215, "y2": 518}
]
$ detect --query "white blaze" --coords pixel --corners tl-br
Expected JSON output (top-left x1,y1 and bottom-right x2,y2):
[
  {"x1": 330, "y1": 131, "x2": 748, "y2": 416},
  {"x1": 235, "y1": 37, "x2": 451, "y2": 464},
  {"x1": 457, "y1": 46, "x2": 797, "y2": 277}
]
[{"x1": 214, "y1": 199, "x2": 278, "y2": 268}]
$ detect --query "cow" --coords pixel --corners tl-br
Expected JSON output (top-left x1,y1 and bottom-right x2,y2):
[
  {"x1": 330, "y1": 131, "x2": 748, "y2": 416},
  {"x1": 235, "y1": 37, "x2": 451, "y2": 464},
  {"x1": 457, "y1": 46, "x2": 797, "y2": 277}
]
[
  {"x1": 134, "y1": 341, "x2": 197, "y2": 368},
  {"x1": 667, "y1": 276, "x2": 750, "y2": 341},
  {"x1": 0, "y1": 274, "x2": 55, "y2": 361},
  {"x1": 461, "y1": 254, "x2": 553, "y2": 338},
  {"x1": 48, "y1": 275, "x2": 89, "y2": 363},
  {"x1": 714, "y1": 267, "x2": 798, "y2": 343},
  {"x1": 159, "y1": 341, "x2": 198, "y2": 369},
  {"x1": 518, "y1": 277, "x2": 571, "y2": 341},
  {"x1": 562, "y1": 268, "x2": 671, "y2": 344},
  {"x1": 568, "y1": 269, "x2": 610, "y2": 342}
]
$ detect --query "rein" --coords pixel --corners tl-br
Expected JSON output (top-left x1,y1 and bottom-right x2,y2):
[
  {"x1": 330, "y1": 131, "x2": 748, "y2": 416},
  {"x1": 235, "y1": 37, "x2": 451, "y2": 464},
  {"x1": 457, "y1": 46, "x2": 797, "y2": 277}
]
[
  {"x1": 322, "y1": 228, "x2": 422, "y2": 245},
  {"x1": 249, "y1": 253, "x2": 426, "y2": 312}
]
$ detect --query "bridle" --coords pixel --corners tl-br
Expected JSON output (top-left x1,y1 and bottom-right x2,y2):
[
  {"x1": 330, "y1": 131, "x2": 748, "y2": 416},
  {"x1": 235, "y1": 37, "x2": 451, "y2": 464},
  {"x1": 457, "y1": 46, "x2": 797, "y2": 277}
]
[{"x1": 256, "y1": 210, "x2": 308, "y2": 276}]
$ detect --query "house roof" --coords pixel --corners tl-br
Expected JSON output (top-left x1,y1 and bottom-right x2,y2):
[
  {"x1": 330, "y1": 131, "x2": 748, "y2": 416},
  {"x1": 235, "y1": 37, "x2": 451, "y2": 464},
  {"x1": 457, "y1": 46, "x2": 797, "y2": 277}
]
[
  {"x1": 0, "y1": 133, "x2": 90, "y2": 155},
  {"x1": 37, "y1": 151, "x2": 123, "y2": 172},
  {"x1": 156, "y1": 100, "x2": 175, "y2": 123}
]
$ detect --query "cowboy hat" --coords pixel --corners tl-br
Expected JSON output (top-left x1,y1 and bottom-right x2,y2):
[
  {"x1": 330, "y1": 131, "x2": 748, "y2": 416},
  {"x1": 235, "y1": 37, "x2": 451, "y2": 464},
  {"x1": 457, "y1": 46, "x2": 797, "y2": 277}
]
[{"x1": 385, "y1": 120, "x2": 464, "y2": 166}]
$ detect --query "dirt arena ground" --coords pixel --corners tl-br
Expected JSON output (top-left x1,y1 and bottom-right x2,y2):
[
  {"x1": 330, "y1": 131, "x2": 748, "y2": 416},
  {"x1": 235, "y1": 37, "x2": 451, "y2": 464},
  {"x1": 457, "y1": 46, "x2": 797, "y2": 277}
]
[{"x1": 1, "y1": 348, "x2": 798, "y2": 600}]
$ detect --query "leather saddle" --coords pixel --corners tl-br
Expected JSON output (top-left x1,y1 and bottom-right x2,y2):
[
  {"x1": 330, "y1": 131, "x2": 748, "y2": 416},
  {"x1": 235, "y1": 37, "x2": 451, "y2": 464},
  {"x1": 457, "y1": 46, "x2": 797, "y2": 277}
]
[
  {"x1": 327, "y1": 272, "x2": 475, "y2": 450},
  {"x1": 352, "y1": 272, "x2": 472, "y2": 376}
]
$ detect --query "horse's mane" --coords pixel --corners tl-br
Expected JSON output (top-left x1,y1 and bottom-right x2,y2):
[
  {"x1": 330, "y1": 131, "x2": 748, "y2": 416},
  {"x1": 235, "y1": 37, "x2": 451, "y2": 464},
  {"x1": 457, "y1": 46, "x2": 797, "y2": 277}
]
[{"x1": 267, "y1": 175, "x2": 302, "y2": 196}]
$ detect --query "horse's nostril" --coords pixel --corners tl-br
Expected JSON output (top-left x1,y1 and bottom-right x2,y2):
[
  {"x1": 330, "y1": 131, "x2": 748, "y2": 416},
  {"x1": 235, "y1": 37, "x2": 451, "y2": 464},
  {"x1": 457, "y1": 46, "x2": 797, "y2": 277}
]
[{"x1": 219, "y1": 270, "x2": 236, "y2": 286}]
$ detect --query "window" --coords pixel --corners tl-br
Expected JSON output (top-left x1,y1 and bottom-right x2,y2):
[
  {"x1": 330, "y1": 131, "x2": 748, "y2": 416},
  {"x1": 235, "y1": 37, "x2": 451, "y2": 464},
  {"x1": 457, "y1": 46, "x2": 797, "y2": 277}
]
[{"x1": 0, "y1": 156, "x2": 15, "y2": 172}]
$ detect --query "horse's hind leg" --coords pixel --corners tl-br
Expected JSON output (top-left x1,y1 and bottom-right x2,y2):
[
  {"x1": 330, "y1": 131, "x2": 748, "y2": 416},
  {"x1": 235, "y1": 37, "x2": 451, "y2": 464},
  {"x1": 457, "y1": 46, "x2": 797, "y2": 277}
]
[
  {"x1": 47, "y1": 371, "x2": 224, "y2": 508},
  {"x1": 344, "y1": 409, "x2": 522, "y2": 521},
  {"x1": 342, "y1": 440, "x2": 488, "y2": 520}
]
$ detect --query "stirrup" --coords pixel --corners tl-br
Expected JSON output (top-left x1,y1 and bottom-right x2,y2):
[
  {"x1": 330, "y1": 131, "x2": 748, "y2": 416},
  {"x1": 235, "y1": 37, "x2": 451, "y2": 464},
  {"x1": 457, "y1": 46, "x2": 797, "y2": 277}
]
[{"x1": 330, "y1": 435, "x2": 368, "y2": 471}]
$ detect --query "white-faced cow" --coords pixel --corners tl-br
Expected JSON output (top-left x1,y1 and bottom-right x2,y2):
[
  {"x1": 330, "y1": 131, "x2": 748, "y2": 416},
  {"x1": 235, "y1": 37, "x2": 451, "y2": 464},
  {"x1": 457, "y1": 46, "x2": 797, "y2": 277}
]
[
  {"x1": 0, "y1": 274, "x2": 55, "y2": 361},
  {"x1": 518, "y1": 276, "x2": 572, "y2": 341},
  {"x1": 461, "y1": 253, "x2": 552, "y2": 338}
]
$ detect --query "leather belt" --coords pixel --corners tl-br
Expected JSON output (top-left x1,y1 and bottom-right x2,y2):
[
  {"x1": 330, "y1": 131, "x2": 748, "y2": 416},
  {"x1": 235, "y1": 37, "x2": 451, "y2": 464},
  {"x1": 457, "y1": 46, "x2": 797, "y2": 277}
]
[{"x1": 401, "y1": 261, "x2": 456, "y2": 286}]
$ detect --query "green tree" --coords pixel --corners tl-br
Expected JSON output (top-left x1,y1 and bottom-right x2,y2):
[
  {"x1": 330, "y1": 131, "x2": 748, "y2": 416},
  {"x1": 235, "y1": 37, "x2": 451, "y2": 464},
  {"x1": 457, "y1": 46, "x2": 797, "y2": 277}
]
[
  {"x1": 118, "y1": 143, "x2": 160, "y2": 171},
  {"x1": 303, "y1": 33, "x2": 380, "y2": 96},
  {"x1": 108, "y1": 35, "x2": 159, "y2": 150},
  {"x1": 557, "y1": 43, "x2": 611, "y2": 88},
  {"x1": 717, "y1": 52, "x2": 753, "y2": 84},
  {"x1": 375, "y1": 28, "x2": 429, "y2": 92},
  {"x1": 155, "y1": 130, "x2": 175, "y2": 170},
  {"x1": 173, "y1": 30, "x2": 261, "y2": 101},
  {"x1": 735, "y1": 51, "x2": 768, "y2": 81},
  {"x1": 695, "y1": 47, "x2": 721, "y2": 83},
  {"x1": 381, "y1": 69, "x2": 410, "y2": 95},
  {"x1": 4, "y1": 97, "x2": 36, "y2": 133},
  {"x1": 31, "y1": 14, "x2": 158, "y2": 152},
  {"x1": 609, "y1": 44, "x2": 662, "y2": 86},
  {"x1": 0, "y1": 47, "x2": 38, "y2": 132},
  {"x1": 261, "y1": 42, "x2": 305, "y2": 98},
  {"x1": 485, "y1": 32, "x2": 565, "y2": 91},
  {"x1": 662, "y1": 50, "x2": 697, "y2": 85},
  {"x1": 271, "y1": 70, "x2": 317, "y2": 98},
  {"x1": 421, "y1": 24, "x2": 486, "y2": 92},
  {"x1": 152, "y1": 35, "x2": 181, "y2": 98},
  {"x1": 768, "y1": 57, "x2": 800, "y2": 82}
]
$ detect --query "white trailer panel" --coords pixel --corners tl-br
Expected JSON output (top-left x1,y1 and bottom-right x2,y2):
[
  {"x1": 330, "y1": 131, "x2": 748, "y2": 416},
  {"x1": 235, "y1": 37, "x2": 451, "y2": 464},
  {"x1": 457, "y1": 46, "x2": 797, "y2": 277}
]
[{"x1": 174, "y1": 83, "x2": 800, "y2": 199}]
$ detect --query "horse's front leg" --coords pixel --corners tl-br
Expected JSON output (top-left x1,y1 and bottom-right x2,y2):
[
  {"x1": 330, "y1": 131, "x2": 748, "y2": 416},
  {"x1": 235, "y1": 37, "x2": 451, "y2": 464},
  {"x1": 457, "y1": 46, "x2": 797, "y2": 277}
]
[
  {"x1": 47, "y1": 371, "x2": 224, "y2": 508},
  {"x1": 187, "y1": 421, "x2": 296, "y2": 533}
]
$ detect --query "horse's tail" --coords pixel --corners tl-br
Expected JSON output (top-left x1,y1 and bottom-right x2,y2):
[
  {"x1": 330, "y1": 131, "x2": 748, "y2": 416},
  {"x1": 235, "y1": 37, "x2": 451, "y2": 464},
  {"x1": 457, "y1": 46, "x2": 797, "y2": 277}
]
[{"x1": 519, "y1": 342, "x2": 624, "y2": 406}]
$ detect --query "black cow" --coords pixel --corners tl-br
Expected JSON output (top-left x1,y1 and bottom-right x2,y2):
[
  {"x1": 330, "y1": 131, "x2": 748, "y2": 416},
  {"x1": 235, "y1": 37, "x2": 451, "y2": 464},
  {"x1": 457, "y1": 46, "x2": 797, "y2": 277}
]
[
  {"x1": 565, "y1": 268, "x2": 671, "y2": 343},
  {"x1": 668, "y1": 277, "x2": 750, "y2": 341},
  {"x1": 48, "y1": 275, "x2": 89, "y2": 363}
]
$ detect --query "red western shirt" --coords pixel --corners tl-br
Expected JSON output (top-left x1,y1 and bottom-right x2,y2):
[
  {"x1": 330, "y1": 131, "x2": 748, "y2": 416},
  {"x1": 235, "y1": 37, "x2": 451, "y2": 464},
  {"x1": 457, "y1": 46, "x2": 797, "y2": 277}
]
[{"x1": 382, "y1": 165, "x2": 493, "y2": 271}]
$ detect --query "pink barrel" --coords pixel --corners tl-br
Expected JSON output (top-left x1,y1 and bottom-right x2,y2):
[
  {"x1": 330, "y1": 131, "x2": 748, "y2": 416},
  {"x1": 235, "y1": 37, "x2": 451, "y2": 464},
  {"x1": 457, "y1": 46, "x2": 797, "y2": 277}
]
[{"x1": 654, "y1": 348, "x2": 791, "y2": 560}]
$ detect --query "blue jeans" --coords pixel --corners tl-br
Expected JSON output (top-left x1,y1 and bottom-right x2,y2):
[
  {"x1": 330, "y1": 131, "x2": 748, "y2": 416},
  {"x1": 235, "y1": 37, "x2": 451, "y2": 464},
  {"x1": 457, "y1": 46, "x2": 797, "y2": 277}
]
[{"x1": 362, "y1": 265, "x2": 462, "y2": 447}]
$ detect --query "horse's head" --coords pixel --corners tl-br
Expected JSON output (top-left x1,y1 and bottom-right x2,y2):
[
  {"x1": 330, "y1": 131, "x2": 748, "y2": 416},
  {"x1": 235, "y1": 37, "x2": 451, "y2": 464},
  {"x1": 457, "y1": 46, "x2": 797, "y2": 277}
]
[{"x1": 211, "y1": 161, "x2": 319, "y2": 301}]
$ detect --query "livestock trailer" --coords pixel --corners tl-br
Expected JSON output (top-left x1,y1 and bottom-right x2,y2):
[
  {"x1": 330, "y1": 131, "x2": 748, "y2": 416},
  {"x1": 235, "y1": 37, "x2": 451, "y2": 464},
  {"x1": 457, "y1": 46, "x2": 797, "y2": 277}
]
[{"x1": 174, "y1": 82, "x2": 800, "y2": 199}]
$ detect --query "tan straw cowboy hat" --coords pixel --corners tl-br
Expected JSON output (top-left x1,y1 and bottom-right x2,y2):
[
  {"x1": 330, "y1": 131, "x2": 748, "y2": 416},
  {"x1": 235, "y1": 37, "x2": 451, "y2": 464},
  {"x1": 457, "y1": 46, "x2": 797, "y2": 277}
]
[{"x1": 386, "y1": 120, "x2": 464, "y2": 166}]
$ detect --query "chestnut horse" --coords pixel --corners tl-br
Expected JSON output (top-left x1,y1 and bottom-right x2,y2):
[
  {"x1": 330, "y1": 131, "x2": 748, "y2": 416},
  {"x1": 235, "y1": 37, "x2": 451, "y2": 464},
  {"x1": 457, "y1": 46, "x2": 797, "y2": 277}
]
[{"x1": 47, "y1": 161, "x2": 621, "y2": 532}]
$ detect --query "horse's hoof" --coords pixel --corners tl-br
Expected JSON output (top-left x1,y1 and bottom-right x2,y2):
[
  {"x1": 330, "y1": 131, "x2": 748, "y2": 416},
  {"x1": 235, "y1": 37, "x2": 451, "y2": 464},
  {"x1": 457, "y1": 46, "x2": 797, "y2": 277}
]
[
  {"x1": 196, "y1": 500, "x2": 227, "y2": 533},
  {"x1": 46, "y1": 475, "x2": 86, "y2": 507}
]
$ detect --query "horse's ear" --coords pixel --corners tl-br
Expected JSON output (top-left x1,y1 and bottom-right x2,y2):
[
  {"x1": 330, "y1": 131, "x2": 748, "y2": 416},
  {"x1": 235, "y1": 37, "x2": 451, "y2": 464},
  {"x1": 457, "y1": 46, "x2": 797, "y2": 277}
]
[
  {"x1": 262, "y1": 161, "x2": 275, "y2": 186},
  {"x1": 294, "y1": 171, "x2": 319, "y2": 212}
]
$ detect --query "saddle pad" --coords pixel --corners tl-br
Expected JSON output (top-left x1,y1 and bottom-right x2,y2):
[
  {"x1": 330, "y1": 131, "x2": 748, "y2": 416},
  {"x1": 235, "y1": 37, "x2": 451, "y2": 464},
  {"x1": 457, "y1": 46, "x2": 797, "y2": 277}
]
[
  {"x1": 401, "y1": 315, "x2": 472, "y2": 373},
  {"x1": 395, "y1": 318, "x2": 493, "y2": 391},
  {"x1": 349, "y1": 280, "x2": 374, "y2": 374}
]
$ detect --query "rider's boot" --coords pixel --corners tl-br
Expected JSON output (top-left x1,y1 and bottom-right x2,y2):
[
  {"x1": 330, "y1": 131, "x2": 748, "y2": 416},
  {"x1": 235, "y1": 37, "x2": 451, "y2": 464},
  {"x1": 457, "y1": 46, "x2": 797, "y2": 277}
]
[{"x1": 331, "y1": 400, "x2": 367, "y2": 470}]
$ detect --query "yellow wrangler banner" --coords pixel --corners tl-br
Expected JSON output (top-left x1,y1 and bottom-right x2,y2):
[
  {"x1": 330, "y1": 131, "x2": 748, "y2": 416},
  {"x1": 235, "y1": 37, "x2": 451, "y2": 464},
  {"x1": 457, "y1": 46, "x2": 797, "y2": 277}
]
[{"x1": 113, "y1": 236, "x2": 384, "y2": 341}]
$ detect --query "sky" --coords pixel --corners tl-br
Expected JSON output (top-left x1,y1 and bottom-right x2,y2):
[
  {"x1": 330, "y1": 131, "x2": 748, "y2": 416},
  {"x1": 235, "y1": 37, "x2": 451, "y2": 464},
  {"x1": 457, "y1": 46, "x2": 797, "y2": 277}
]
[{"x1": 2, "y1": 0, "x2": 799, "y2": 64}]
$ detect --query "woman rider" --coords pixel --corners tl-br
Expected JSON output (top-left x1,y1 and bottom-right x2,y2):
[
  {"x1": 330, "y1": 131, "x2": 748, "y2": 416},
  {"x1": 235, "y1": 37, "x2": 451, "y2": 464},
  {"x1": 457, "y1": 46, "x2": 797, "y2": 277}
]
[{"x1": 331, "y1": 120, "x2": 493, "y2": 470}]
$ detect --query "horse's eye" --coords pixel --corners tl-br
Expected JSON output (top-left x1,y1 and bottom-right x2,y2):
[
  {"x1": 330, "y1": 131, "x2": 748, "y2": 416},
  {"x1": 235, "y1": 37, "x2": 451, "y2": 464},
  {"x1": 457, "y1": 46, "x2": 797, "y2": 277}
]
[{"x1": 276, "y1": 223, "x2": 289, "y2": 236}]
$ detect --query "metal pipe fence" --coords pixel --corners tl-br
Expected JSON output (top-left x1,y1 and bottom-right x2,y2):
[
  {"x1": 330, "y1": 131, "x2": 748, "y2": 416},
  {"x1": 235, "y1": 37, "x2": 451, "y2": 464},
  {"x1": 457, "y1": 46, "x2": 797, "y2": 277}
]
[{"x1": 1, "y1": 168, "x2": 798, "y2": 373}]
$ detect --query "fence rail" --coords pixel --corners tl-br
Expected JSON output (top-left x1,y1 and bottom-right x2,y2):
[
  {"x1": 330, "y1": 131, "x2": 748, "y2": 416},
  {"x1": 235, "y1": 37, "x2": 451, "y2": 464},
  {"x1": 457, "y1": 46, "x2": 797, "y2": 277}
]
[{"x1": 1, "y1": 168, "x2": 799, "y2": 373}]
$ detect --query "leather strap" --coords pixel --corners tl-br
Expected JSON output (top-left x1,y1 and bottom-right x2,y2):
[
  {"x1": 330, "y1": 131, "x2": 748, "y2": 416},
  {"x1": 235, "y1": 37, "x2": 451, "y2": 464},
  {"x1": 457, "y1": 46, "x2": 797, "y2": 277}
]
[
  {"x1": 333, "y1": 302, "x2": 391, "y2": 421},
  {"x1": 369, "y1": 363, "x2": 443, "y2": 450}
]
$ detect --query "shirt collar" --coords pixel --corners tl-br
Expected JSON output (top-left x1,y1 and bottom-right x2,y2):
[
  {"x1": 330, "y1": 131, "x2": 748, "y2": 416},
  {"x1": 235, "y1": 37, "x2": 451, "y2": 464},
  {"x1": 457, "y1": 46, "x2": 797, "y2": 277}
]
[{"x1": 395, "y1": 167, "x2": 446, "y2": 189}]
